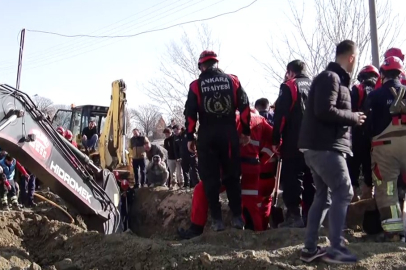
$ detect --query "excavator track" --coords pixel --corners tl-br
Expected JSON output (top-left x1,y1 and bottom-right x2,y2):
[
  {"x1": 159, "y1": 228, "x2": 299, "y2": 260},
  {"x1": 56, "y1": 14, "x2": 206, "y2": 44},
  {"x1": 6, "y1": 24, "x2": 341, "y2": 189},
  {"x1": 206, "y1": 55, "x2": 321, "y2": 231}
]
[{"x1": 0, "y1": 84, "x2": 121, "y2": 234}]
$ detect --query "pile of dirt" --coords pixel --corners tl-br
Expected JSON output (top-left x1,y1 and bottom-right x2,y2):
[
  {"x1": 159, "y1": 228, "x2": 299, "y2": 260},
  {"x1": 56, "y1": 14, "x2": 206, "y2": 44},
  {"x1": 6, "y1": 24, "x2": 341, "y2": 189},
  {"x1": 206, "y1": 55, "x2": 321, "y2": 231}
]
[{"x1": 1, "y1": 188, "x2": 406, "y2": 269}]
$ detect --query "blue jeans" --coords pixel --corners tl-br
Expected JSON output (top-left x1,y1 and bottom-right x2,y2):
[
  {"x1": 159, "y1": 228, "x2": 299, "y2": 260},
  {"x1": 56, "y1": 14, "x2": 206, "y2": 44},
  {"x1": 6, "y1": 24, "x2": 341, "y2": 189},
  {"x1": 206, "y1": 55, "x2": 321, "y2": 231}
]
[
  {"x1": 303, "y1": 150, "x2": 354, "y2": 251},
  {"x1": 82, "y1": 134, "x2": 98, "y2": 149}
]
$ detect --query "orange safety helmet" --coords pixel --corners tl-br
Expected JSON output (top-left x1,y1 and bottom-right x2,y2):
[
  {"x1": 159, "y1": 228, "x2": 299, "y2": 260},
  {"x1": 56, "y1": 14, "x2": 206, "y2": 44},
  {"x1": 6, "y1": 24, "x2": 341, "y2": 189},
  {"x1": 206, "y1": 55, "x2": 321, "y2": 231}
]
[
  {"x1": 56, "y1": 126, "x2": 65, "y2": 136},
  {"x1": 198, "y1": 50, "x2": 218, "y2": 65},
  {"x1": 64, "y1": 130, "x2": 73, "y2": 141},
  {"x1": 384, "y1": 47, "x2": 405, "y2": 62},
  {"x1": 380, "y1": 56, "x2": 404, "y2": 72}
]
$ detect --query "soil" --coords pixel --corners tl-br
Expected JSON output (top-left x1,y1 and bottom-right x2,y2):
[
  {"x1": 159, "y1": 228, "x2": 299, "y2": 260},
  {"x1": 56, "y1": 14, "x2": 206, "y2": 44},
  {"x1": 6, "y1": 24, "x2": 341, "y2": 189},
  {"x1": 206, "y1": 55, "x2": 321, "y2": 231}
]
[{"x1": 1, "y1": 187, "x2": 406, "y2": 270}]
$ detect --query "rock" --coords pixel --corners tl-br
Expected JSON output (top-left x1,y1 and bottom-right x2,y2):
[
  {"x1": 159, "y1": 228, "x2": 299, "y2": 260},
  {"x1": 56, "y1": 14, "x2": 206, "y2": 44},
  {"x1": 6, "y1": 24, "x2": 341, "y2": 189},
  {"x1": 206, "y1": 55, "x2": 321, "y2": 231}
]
[
  {"x1": 54, "y1": 258, "x2": 79, "y2": 270},
  {"x1": 30, "y1": 262, "x2": 42, "y2": 270},
  {"x1": 10, "y1": 267, "x2": 23, "y2": 270},
  {"x1": 199, "y1": 252, "x2": 212, "y2": 268}
]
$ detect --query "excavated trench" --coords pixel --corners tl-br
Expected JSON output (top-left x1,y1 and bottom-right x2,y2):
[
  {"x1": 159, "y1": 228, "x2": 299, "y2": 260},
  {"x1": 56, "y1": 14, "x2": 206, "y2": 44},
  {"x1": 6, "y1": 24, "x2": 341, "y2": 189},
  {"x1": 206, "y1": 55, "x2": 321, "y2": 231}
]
[{"x1": 1, "y1": 188, "x2": 406, "y2": 270}]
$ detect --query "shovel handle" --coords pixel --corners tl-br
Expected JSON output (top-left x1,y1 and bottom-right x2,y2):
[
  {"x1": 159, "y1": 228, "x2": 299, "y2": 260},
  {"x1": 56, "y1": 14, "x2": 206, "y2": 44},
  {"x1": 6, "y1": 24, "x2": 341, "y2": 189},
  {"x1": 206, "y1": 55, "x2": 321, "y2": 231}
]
[{"x1": 271, "y1": 157, "x2": 282, "y2": 206}]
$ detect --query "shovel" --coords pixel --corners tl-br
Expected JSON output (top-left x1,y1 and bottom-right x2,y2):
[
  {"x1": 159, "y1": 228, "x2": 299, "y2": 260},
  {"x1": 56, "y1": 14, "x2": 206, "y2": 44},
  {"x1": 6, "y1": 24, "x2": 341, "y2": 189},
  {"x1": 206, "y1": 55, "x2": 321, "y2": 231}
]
[{"x1": 271, "y1": 157, "x2": 284, "y2": 228}]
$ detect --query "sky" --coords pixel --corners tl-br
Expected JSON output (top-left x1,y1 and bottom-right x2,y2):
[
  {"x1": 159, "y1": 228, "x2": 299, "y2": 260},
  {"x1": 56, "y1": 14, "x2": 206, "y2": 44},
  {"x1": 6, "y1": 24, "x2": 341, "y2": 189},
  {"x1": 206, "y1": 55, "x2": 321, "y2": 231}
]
[{"x1": 0, "y1": 0, "x2": 405, "y2": 115}]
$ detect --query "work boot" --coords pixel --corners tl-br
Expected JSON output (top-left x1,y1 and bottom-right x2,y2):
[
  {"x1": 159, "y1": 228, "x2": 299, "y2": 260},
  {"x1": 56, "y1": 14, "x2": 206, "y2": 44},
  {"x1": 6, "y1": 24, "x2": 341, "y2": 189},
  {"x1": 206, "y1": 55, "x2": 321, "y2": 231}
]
[
  {"x1": 11, "y1": 202, "x2": 22, "y2": 211},
  {"x1": 26, "y1": 201, "x2": 37, "y2": 208},
  {"x1": 231, "y1": 216, "x2": 245, "y2": 230},
  {"x1": 177, "y1": 224, "x2": 204, "y2": 240},
  {"x1": 278, "y1": 209, "x2": 304, "y2": 228},
  {"x1": 1, "y1": 202, "x2": 10, "y2": 211},
  {"x1": 376, "y1": 232, "x2": 402, "y2": 242},
  {"x1": 211, "y1": 219, "x2": 225, "y2": 232}
]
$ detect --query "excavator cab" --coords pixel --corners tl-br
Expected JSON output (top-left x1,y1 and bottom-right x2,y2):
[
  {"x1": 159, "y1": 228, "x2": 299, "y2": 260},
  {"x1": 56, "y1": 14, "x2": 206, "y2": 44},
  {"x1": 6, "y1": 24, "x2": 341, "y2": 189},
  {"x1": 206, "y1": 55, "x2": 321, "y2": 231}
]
[{"x1": 52, "y1": 105, "x2": 109, "y2": 148}]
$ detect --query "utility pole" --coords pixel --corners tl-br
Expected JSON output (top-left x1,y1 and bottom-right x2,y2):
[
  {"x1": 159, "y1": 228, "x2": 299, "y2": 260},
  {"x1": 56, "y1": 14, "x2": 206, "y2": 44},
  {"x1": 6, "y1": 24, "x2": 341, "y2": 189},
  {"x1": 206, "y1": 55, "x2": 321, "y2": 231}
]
[
  {"x1": 16, "y1": 28, "x2": 26, "y2": 90},
  {"x1": 369, "y1": 0, "x2": 380, "y2": 68}
]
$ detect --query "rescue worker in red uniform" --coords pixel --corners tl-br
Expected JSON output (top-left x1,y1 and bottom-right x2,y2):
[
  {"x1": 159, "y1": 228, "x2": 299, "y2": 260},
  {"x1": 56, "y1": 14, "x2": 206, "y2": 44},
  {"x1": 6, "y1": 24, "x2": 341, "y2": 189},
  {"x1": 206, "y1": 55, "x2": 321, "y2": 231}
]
[
  {"x1": 348, "y1": 65, "x2": 380, "y2": 201},
  {"x1": 254, "y1": 98, "x2": 277, "y2": 229},
  {"x1": 365, "y1": 56, "x2": 406, "y2": 240},
  {"x1": 178, "y1": 109, "x2": 274, "y2": 239},
  {"x1": 184, "y1": 50, "x2": 251, "y2": 230},
  {"x1": 375, "y1": 48, "x2": 405, "y2": 89},
  {"x1": 272, "y1": 60, "x2": 315, "y2": 228},
  {"x1": 64, "y1": 130, "x2": 78, "y2": 148}
]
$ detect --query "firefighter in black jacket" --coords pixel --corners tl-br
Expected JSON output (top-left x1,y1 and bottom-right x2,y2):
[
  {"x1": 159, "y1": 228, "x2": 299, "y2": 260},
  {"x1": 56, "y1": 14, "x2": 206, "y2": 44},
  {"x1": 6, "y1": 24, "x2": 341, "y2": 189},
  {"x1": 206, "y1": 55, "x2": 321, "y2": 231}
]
[
  {"x1": 184, "y1": 50, "x2": 251, "y2": 231},
  {"x1": 271, "y1": 60, "x2": 315, "y2": 228},
  {"x1": 176, "y1": 126, "x2": 200, "y2": 188},
  {"x1": 348, "y1": 65, "x2": 379, "y2": 201}
]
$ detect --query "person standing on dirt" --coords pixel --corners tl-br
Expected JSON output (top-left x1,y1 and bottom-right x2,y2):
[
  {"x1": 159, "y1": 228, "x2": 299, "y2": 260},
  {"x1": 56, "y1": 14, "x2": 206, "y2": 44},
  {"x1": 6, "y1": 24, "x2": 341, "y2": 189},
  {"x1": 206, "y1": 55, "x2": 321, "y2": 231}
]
[
  {"x1": 271, "y1": 60, "x2": 315, "y2": 228},
  {"x1": 163, "y1": 127, "x2": 184, "y2": 189},
  {"x1": 0, "y1": 153, "x2": 30, "y2": 210},
  {"x1": 364, "y1": 56, "x2": 406, "y2": 242},
  {"x1": 19, "y1": 169, "x2": 36, "y2": 207},
  {"x1": 130, "y1": 128, "x2": 148, "y2": 188},
  {"x1": 298, "y1": 40, "x2": 363, "y2": 264},
  {"x1": 184, "y1": 50, "x2": 251, "y2": 230},
  {"x1": 347, "y1": 65, "x2": 380, "y2": 201},
  {"x1": 178, "y1": 109, "x2": 273, "y2": 239},
  {"x1": 177, "y1": 124, "x2": 200, "y2": 188}
]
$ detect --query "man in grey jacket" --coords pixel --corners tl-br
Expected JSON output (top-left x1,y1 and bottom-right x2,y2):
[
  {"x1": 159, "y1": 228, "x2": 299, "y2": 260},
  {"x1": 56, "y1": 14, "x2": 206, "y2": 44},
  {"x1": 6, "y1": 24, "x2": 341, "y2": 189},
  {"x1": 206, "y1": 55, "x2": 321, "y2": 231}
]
[{"x1": 298, "y1": 40, "x2": 366, "y2": 264}]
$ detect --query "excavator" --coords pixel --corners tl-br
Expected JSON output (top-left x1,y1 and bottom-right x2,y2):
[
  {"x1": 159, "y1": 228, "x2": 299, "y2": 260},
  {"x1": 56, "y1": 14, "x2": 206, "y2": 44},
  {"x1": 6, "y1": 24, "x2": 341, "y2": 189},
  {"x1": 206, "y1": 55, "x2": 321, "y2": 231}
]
[
  {"x1": 0, "y1": 83, "x2": 123, "y2": 235},
  {"x1": 51, "y1": 81, "x2": 134, "y2": 184}
]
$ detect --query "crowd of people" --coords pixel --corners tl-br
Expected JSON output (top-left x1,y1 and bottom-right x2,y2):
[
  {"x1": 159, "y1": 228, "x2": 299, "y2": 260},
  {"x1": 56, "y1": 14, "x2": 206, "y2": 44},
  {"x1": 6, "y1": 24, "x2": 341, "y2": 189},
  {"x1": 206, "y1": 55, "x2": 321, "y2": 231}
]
[
  {"x1": 1, "y1": 37, "x2": 405, "y2": 266},
  {"x1": 129, "y1": 125, "x2": 200, "y2": 189},
  {"x1": 176, "y1": 42, "x2": 406, "y2": 265}
]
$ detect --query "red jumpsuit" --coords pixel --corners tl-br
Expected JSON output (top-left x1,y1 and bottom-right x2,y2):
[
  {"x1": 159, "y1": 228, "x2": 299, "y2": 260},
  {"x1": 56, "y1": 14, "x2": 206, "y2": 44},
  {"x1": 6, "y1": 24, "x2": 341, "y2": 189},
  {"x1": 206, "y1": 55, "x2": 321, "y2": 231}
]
[{"x1": 190, "y1": 111, "x2": 274, "y2": 231}]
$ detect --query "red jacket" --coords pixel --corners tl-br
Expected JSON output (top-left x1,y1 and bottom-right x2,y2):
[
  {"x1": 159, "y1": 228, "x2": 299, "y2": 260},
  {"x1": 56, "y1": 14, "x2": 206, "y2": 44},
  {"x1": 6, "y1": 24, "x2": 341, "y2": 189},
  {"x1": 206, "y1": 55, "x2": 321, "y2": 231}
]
[{"x1": 236, "y1": 112, "x2": 274, "y2": 168}]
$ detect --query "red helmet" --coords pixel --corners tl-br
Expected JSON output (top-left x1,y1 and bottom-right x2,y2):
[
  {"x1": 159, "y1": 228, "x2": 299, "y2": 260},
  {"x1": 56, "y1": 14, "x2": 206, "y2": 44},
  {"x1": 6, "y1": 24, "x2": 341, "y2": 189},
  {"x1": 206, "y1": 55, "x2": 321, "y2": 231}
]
[
  {"x1": 380, "y1": 56, "x2": 404, "y2": 72},
  {"x1": 56, "y1": 126, "x2": 65, "y2": 136},
  {"x1": 384, "y1": 48, "x2": 404, "y2": 61},
  {"x1": 64, "y1": 130, "x2": 73, "y2": 141},
  {"x1": 198, "y1": 50, "x2": 218, "y2": 65},
  {"x1": 359, "y1": 65, "x2": 379, "y2": 77}
]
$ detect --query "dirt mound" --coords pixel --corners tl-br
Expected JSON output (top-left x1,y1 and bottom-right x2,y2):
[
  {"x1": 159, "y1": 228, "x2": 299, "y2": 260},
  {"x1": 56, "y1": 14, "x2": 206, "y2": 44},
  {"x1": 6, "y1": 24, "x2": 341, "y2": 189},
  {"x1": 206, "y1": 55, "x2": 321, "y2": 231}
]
[{"x1": 0, "y1": 188, "x2": 406, "y2": 269}]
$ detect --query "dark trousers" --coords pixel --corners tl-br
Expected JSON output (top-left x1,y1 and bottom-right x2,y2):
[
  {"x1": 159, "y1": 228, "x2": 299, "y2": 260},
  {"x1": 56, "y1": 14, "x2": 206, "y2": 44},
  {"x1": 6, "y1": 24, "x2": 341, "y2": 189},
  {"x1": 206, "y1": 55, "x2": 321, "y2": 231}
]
[
  {"x1": 20, "y1": 174, "x2": 36, "y2": 204},
  {"x1": 132, "y1": 158, "x2": 146, "y2": 186},
  {"x1": 197, "y1": 126, "x2": 242, "y2": 220},
  {"x1": 280, "y1": 155, "x2": 315, "y2": 216},
  {"x1": 181, "y1": 154, "x2": 200, "y2": 188},
  {"x1": 347, "y1": 139, "x2": 372, "y2": 187}
]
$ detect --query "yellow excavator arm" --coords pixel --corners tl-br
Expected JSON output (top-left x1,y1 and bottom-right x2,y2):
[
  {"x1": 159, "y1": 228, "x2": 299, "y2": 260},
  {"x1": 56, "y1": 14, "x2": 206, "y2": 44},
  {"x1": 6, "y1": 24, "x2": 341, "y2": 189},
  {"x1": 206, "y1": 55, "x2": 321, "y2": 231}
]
[{"x1": 98, "y1": 80, "x2": 133, "y2": 182}]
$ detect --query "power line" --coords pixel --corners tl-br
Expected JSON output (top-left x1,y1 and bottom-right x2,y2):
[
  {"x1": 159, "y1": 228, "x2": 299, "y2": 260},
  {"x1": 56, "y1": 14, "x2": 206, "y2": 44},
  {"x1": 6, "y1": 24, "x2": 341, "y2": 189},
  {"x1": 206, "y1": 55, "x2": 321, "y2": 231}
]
[
  {"x1": 26, "y1": 0, "x2": 258, "y2": 38},
  {"x1": 0, "y1": 0, "x2": 258, "y2": 74},
  {"x1": 0, "y1": 0, "x2": 185, "y2": 68},
  {"x1": 0, "y1": 0, "x2": 203, "y2": 71}
]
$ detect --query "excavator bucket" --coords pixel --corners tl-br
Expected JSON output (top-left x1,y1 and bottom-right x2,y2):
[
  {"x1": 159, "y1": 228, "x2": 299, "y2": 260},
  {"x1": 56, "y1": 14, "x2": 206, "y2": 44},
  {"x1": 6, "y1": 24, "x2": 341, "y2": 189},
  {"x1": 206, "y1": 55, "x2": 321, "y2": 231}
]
[{"x1": 0, "y1": 84, "x2": 121, "y2": 234}]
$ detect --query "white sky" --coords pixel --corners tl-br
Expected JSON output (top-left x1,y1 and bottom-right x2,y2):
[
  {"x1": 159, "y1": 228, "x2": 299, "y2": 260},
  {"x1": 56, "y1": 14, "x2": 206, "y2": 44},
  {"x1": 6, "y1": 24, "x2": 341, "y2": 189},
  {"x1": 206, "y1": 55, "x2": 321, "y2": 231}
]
[{"x1": 0, "y1": 0, "x2": 405, "y2": 113}]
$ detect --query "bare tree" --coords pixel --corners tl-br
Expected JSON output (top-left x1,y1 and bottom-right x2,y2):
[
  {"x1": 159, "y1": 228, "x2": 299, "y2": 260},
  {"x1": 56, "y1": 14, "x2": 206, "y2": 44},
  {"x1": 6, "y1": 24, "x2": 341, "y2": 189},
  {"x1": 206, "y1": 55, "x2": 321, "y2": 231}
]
[
  {"x1": 144, "y1": 23, "x2": 221, "y2": 120},
  {"x1": 50, "y1": 104, "x2": 71, "y2": 129},
  {"x1": 131, "y1": 104, "x2": 162, "y2": 137},
  {"x1": 32, "y1": 95, "x2": 54, "y2": 116},
  {"x1": 256, "y1": 0, "x2": 404, "y2": 88}
]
